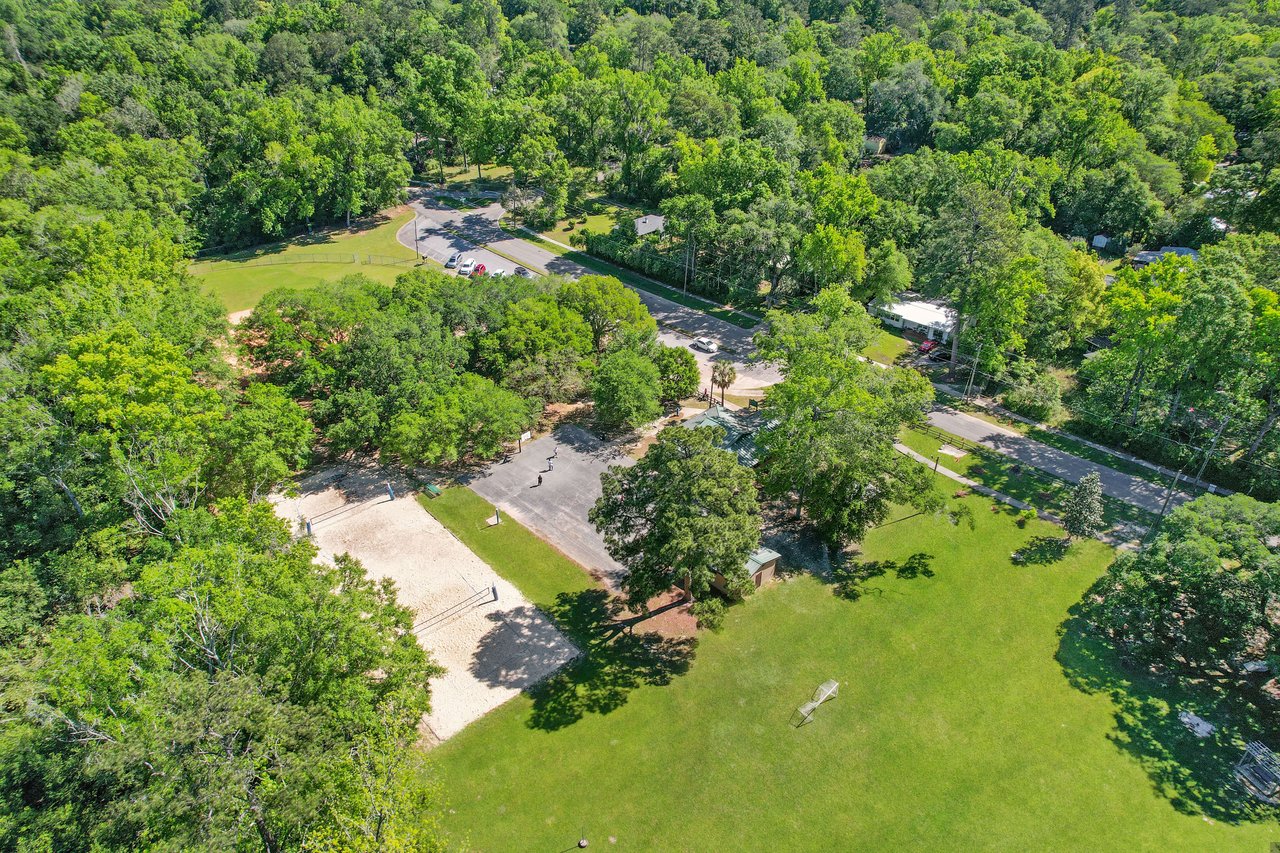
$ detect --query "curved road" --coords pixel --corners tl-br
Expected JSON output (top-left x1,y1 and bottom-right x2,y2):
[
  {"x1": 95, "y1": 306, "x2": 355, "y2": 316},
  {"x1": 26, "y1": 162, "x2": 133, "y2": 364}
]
[
  {"x1": 397, "y1": 190, "x2": 1195, "y2": 518},
  {"x1": 397, "y1": 194, "x2": 780, "y2": 396}
]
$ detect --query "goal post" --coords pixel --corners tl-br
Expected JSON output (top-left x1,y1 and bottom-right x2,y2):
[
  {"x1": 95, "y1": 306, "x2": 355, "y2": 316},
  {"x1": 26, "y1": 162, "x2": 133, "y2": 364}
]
[{"x1": 793, "y1": 679, "x2": 839, "y2": 727}]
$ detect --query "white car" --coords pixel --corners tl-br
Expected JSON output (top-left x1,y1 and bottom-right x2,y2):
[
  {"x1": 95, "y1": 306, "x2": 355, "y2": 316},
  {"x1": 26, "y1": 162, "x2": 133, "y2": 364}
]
[
  {"x1": 445, "y1": 251, "x2": 461, "y2": 268},
  {"x1": 457, "y1": 257, "x2": 477, "y2": 275},
  {"x1": 489, "y1": 268, "x2": 507, "y2": 278},
  {"x1": 691, "y1": 337, "x2": 719, "y2": 354}
]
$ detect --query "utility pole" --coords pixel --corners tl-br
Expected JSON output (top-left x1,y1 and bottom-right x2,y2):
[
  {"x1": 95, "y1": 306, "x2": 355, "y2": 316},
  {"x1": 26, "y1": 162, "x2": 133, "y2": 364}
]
[
  {"x1": 1144, "y1": 467, "x2": 1184, "y2": 546},
  {"x1": 1194, "y1": 413, "x2": 1231, "y2": 487},
  {"x1": 413, "y1": 210, "x2": 420, "y2": 259},
  {"x1": 964, "y1": 342, "x2": 984, "y2": 400}
]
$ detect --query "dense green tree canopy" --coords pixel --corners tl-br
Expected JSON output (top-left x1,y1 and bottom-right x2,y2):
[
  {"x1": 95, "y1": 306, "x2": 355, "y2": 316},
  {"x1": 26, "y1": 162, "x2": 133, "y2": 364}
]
[{"x1": 591, "y1": 424, "x2": 761, "y2": 608}]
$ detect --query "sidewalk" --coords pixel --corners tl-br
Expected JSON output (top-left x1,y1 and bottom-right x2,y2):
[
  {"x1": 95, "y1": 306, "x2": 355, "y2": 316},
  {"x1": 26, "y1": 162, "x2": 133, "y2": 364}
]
[{"x1": 895, "y1": 444, "x2": 1143, "y2": 549}]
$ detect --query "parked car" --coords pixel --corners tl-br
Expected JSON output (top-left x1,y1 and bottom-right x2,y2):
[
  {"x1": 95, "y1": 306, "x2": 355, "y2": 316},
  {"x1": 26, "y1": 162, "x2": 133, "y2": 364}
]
[
  {"x1": 489, "y1": 268, "x2": 507, "y2": 278},
  {"x1": 457, "y1": 257, "x2": 476, "y2": 275},
  {"x1": 513, "y1": 266, "x2": 534, "y2": 278},
  {"x1": 470, "y1": 262, "x2": 487, "y2": 277},
  {"x1": 918, "y1": 339, "x2": 940, "y2": 354},
  {"x1": 691, "y1": 337, "x2": 719, "y2": 354},
  {"x1": 445, "y1": 251, "x2": 461, "y2": 268}
]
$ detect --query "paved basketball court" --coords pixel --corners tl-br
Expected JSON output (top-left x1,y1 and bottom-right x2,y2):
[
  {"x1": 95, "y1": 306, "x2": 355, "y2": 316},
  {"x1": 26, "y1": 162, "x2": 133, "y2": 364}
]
[
  {"x1": 274, "y1": 464, "x2": 578, "y2": 742},
  {"x1": 463, "y1": 425, "x2": 632, "y2": 590}
]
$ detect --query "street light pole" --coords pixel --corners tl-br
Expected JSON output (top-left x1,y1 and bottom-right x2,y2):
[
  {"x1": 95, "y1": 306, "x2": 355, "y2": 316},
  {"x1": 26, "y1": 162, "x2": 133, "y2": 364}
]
[{"x1": 413, "y1": 209, "x2": 420, "y2": 259}]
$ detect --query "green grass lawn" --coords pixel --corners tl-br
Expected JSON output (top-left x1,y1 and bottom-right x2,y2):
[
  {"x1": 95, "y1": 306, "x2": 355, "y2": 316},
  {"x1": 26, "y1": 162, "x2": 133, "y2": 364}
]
[
  {"x1": 417, "y1": 488, "x2": 594, "y2": 613},
  {"x1": 425, "y1": 480, "x2": 1277, "y2": 851},
  {"x1": 539, "y1": 198, "x2": 647, "y2": 244},
  {"x1": 863, "y1": 327, "x2": 912, "y2": 365},
  {"x1": 190, "y1": 212, "x2": 422, "y2": 313}
]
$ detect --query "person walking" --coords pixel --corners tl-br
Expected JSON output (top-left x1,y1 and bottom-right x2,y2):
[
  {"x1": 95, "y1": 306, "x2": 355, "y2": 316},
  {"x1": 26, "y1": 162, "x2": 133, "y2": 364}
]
[{"x1": 537, "y1": 474, "x2": 543, "y2": 487}]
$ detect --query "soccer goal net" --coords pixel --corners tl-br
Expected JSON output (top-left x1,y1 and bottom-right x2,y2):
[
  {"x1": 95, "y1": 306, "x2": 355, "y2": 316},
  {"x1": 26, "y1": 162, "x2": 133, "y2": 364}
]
[{"x1": 793, "y1": 680, "x2": 839, "y2": 727}]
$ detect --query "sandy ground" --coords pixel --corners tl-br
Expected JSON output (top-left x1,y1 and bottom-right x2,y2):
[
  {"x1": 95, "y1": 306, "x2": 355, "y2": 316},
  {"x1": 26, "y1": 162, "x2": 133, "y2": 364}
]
[{"x1": 274, "y1": 464, "x2": 579, "y2": 742}]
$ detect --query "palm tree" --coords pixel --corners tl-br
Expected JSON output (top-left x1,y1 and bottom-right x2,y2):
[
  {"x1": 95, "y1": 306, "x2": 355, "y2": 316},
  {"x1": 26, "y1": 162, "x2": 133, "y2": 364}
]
[{"x1": 711, "y1": 361, "x2": 736, "y2": 406}]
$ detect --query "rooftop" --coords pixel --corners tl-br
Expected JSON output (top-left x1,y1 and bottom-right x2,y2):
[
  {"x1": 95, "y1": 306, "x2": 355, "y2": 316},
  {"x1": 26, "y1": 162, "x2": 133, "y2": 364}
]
[
  {"x1": 876, "y1": 296, "x2": 954, "y2": 330},
  {"x1": 1133, "y1": 246, "x2": 1200, "y2": 266},
  {"x1": 634, "y1": 214, "x2": 665, "y2": 236},
  {"x1": 745, "y1": 546, "x2": 781, "y2": 575},
  {"x1": 683, "y1": 405, "x2": 760, "y2": 467}
]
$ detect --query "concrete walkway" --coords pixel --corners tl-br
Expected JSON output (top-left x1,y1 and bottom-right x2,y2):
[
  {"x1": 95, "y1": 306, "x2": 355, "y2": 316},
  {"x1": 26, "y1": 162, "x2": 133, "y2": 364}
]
[{"x1": 896, "y1": 444, "x2": 1143, "y2": 549}]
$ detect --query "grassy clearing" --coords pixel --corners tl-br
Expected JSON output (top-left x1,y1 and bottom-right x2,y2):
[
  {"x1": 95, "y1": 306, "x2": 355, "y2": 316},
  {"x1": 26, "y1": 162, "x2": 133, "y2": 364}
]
[
  {"x1": 416, "y1": 488, "x2": 593, "y2": 612},
  {"x1": 191, "y1": 212, "x2": 422, "y2": 313},
  {"x1": 428, "y1": 478, "x2": 1275, "y2": 851},
  {"x1": 899, "y1": 425, "x2": 1157, "y2": 532},
  {"x1": 863, "y1": 327, "x2": 912, "y2": 365},
  {"x1": 539, "y1": 198, "x2": 647, "y2": 244}
]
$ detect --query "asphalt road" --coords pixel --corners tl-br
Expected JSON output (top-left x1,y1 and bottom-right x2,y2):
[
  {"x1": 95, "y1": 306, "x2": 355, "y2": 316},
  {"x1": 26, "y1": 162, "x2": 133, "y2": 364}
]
[
  {"x1": 397, "y1": 195, "x2": 779, "y2": 394},
  {"x1": 461, "y1": 425, "x2": 631, "y2": 590},
  {"x1": 927, "y1": 406, "x2": 1191, "y2": 516},
  {"x1": 399, "y1": 190, "x2": 1192, "y2": 519}
]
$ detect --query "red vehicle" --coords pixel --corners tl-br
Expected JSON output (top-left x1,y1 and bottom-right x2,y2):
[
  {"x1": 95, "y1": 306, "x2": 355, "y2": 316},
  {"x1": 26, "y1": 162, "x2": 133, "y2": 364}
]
[
  {"x1": 918, "y1": 339, "x2": 940, "y2": 354},
  {"x1": 470, "y1": 263, "x2": 487, "y2": 277}
]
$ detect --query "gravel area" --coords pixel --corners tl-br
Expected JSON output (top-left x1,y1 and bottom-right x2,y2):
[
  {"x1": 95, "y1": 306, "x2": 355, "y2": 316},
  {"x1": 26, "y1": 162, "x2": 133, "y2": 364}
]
[{"x1": 274, "y1": 464, "x2": 579, "y2": 742}]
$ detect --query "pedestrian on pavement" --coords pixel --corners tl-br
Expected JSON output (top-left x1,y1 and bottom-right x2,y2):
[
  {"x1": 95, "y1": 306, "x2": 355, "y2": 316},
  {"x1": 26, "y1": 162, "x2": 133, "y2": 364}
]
[
  {"x1": 548, "y1": 458, "x2": 555, "y2": 471},
  {"x1": 552, "y1": 447, "x2": 559, "y2": 459},
  {"x1": 537, "y1": 475, "x2": 543, "y2": 487}
]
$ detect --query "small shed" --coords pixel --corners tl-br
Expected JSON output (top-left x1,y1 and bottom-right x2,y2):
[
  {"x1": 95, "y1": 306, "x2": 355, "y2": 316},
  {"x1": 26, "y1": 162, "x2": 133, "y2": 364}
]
[
  {"x1": 711, "y1": 546, "x2": 782, "y2": 597},
  {"x1": 634, "y1": 214, "x2": 665, "y2": 237},
  {"x1": 863, "y1": 136, "x2": 888, "y2": 156},
  {"x1": 873, "y1": 296, "x2": 955, "y2": 342}
]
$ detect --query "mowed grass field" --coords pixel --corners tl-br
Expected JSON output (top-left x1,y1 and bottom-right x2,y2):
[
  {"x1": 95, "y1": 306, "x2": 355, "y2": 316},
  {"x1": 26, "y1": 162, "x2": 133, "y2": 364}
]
[
  {"x1": 190, "y1": 211, "x2": 421, "y2": 313},
  {"x1": 426, "y1": 483, "x2": 1279, "y2": 852}
]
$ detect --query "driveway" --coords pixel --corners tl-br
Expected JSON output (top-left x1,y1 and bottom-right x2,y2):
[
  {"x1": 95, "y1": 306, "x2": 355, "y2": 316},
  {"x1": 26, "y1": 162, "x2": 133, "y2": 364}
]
[
  {"x1": 461, "y1": 425, "x2": 632, "y2": 590},
  {"x1": 927, "y1": 406, "x2": 1192, "y2": 516}
]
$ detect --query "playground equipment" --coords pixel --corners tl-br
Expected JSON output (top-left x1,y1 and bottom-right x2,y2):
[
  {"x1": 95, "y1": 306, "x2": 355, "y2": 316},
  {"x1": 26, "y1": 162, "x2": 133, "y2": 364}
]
[
  {"x1": 1235, "y1": 741, "x2": 1280, "y2": 804},
  {"x1": 793, "y1": 680, "x2": 839, "y2": 727},
  {"x1": 415, "y1": 584, "x2": 499, "y2": 634}
]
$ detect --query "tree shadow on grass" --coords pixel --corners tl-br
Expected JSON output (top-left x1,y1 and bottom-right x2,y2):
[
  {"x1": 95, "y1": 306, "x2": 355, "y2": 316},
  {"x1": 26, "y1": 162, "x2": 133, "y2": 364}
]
[
  {"x1": 831, "y1": 553, "x2": 935, "y2": 601},
  {"x1": 526, "y1": 589, "x2": 697, "y2": 731},
  {"x1": 1057, "y1": 606, "x2": 1280, "y2": 825},
  {"x1": 1012, "y1": 535, "x2": 1071, "y2": 566}
]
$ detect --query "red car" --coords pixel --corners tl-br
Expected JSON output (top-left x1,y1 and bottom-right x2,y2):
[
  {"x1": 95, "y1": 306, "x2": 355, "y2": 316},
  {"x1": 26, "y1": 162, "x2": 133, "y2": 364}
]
[
  {"x1": 918, "y1": 339, "x2": 940, "y2": 354},
  {"x1": 470, "y1": 263, "x2": 487, "y2": 277}
]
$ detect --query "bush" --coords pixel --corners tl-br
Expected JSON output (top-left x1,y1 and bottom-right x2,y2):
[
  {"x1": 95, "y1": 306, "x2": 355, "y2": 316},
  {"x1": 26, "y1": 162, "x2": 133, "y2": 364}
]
[
  {"x1": 1003, "y1": 369, "x2": 1063, "y2": 422},
  {"x1": 691, "y1": 597, "x2": 725, "y2": 631}
]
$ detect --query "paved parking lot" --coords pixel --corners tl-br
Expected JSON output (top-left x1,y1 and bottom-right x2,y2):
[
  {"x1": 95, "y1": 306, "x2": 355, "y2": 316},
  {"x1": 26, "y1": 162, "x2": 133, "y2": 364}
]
[{"x1": 462, "y1": 425, "x2": 632, "y2": 590}]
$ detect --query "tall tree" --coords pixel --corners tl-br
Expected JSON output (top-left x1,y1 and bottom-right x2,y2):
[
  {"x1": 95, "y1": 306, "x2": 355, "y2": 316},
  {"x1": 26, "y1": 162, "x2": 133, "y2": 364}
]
[
  {"x1": 591, "y1": 425, "x2": 761, "y2": 608},
  {"x1": 1062, "y1": 472, "x2": 1104, "y2": 541}
]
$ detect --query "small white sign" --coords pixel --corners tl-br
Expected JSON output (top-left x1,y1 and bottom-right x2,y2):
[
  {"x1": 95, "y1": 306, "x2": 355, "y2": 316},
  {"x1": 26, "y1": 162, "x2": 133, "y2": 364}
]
[{"x1": 520, "y1": 431, "x2": 533, "y2": 442}]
